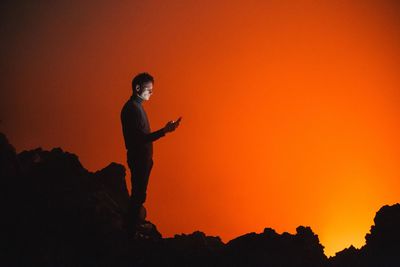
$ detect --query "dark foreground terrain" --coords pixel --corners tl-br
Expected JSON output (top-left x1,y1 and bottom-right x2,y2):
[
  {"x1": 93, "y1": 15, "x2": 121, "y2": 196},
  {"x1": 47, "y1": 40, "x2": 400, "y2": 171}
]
[{"x1": 1, "y1": 133, "x2": 399, "y2": 267}]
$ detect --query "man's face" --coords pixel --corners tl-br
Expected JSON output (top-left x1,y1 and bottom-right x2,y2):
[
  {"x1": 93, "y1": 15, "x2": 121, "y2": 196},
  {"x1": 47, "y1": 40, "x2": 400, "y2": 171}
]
[{"x1": 136, "y1": 81, "x2": 153, "y2": 101}]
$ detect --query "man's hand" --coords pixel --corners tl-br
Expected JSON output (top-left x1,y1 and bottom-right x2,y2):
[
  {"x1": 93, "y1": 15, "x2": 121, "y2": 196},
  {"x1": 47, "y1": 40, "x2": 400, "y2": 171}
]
[{"x1": 163, "y1": 117, "x2": 182, "y2": 134}]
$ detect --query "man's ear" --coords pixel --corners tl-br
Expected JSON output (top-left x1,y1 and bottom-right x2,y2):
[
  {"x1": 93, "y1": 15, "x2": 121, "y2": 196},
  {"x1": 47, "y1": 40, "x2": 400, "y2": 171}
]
[{"x1": 135, "y1": 85, "x2": 140, "y2": 92}]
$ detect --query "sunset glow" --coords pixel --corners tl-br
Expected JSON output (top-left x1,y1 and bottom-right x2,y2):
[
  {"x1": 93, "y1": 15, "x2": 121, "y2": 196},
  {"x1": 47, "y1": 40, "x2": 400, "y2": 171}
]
[{"x1": 1, "y1": 1, "x2": 399, "y2": 256}]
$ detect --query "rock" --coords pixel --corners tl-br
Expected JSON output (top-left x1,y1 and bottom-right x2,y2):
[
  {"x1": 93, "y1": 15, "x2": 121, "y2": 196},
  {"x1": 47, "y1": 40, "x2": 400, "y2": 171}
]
[
  {"x1": 2, "y1": 132, "x2": 400, "y2": 267},
  {"x1": 223, "y1": 226, "x2": 327, "y2": 267}
]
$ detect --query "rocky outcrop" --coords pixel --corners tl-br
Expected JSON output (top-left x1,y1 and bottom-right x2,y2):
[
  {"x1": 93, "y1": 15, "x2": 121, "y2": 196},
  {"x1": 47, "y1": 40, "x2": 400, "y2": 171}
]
[
  {"x1": 0, "y1": 133, "x2": 160, "y2": 266},
  {"x1": 1, "y1": 132, "x2": 399, "y2": 267},
  {"x1": 330, "y1": 204, "x2": 400, "y2": 267},
  {"x1": 222, "y1": 226, "x2": 327, "y2": 267}
]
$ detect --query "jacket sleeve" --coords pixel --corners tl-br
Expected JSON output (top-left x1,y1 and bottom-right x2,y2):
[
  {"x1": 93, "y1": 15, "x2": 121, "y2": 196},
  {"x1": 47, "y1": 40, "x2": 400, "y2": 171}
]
[
  {"x1": 135, "y1": 127, "x2": 166, "y2": 144},
  {"x1": 123, "y1": 105, "x2": 165, "y2": 147}
]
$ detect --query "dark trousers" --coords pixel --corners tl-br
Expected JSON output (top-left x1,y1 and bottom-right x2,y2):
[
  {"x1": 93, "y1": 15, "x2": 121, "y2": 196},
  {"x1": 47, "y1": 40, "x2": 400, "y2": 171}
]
[{"x1": 127, "y1": 151, "x2": 153, "y2": 222}]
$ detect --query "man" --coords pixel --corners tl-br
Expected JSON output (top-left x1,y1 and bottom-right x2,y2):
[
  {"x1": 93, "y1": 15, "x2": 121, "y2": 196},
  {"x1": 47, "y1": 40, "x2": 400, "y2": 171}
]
[{"x1": 121, "y1": 72, "x2": 181, "y2": 227}]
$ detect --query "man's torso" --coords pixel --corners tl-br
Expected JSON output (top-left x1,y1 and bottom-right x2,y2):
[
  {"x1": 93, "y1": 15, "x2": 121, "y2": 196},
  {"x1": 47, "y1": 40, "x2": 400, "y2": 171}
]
[{"x1": 121, "y1": 96, "x2": 153, "y2": 161}]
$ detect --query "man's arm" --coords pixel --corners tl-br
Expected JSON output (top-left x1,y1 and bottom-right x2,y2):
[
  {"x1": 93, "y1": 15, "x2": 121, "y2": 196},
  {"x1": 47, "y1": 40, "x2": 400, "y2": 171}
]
[
  {"x1": 127, "y1": 108, "x2": 165, "y2": 146},
  {"x1": 135, "y1": 127, "x2": 166, "y2": 144},
  {"x1": 121, "y1": 105, "x2": 181, "y2": 149},
  {"x1": 132, "y1": 116, "x2": 181, "y2": 144}
]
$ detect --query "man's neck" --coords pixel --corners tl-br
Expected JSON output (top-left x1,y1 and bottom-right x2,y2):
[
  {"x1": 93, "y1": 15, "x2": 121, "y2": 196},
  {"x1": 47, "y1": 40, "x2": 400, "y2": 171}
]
[{"x1": 132, "y1": 94, "x2": 144, "y2": 105}]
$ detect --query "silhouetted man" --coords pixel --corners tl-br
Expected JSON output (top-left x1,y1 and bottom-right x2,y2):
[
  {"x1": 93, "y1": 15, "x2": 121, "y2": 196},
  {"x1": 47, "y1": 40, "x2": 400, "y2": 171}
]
[{"x1": 121, "y1": 72, "x2": 181, "y2": 228}]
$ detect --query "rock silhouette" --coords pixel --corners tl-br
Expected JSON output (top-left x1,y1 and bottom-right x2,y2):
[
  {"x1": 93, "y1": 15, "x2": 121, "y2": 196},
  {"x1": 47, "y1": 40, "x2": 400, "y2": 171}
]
[
  {"x1": 1, "y1": 132, "x2": 399, "y2": 267},
  {"x1": 330, "y1": 203, "x2": 400, "y2": 267},
  {"x1": 222, "y1": 227, "x2": 327, "y2": 267}
]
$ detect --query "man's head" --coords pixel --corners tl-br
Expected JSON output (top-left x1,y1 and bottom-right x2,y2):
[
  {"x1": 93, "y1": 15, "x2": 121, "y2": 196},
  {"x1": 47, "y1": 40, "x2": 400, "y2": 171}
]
[{"x1": 132, "y1": 72, "x2": 154, "y2": 101}]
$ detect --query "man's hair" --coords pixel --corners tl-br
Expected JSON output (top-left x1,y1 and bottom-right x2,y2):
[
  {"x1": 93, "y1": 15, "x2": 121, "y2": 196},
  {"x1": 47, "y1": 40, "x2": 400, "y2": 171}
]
[{"x1": 132, "y1": 72, "x2": 154, "y2": 93}]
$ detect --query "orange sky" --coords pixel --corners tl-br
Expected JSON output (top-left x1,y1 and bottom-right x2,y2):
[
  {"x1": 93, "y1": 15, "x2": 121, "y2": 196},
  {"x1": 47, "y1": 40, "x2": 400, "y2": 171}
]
[{"x1": 1, "y1": 0, "x2": 399, "y2": 256}]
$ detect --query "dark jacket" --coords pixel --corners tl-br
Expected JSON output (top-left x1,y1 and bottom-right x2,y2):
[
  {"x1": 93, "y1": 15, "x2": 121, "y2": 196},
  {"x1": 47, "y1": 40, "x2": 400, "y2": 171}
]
[{"x1": 121, "y1": 95, "x2": 165, "y2": 161}]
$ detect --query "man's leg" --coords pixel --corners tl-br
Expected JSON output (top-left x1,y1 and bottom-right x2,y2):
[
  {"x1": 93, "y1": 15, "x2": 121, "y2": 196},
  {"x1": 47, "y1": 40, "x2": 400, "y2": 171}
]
[{"x1": 128, "y1": 158, "x2": 153, "y2": 225}]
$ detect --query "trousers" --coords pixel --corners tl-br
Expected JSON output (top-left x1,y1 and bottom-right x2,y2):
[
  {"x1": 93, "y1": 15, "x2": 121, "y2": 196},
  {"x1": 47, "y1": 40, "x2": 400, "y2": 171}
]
[{"x1": 127, "y1": 151, "x2": 153, "y2": 221}]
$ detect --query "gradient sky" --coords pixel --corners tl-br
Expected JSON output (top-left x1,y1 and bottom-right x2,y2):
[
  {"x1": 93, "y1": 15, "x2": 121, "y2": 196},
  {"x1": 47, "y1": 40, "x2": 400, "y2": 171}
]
[{"x1": 1, "y1": 0, "x2": 399, "y2": 256}]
